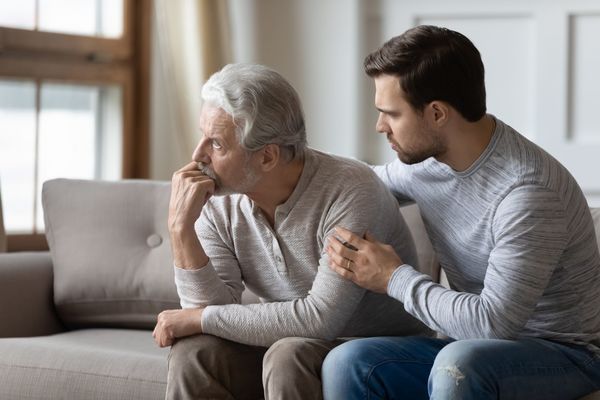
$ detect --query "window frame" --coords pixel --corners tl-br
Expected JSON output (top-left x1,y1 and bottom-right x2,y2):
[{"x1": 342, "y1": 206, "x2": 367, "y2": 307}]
[{"x1": 0, "y1": 0, "x2": 151, "y2": 251}]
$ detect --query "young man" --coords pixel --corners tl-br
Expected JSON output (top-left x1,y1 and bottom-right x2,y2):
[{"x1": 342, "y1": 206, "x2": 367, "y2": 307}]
[
  {"x1": 323, "y1": 25, "x2": 600, "y2": 400},
  {"x1": 152, "y1": 63, "x2": 428, "y2": 399}
]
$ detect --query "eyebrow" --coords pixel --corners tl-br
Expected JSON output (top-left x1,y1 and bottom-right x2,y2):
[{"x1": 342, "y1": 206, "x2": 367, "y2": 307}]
[
  {"x1": 376, "y1": 107, "x2": 400, "y2": 115},
  {"x1": 200, "y1": 129, "x2": 224, "y2": 141}
]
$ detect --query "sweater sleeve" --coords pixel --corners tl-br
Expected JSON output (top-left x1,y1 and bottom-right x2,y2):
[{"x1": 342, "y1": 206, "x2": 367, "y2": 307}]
[
  {"x1": 173, "y1": 204, "x2": 245, "y2": 308},
  {"x1": 197, "y1": 182, "x2": 400, "y2": 347},
  {"x1": 387, "y1": 185, "x2": 568, "y2": 340}
]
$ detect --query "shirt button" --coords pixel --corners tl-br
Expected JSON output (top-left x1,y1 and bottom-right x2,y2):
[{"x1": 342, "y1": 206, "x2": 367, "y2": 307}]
[{"x1": 275, "y1": 256, "x2": 282, "y2": 262}]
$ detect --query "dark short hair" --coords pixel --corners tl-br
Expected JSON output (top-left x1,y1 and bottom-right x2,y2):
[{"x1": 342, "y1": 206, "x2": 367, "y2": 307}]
[{"x1": 364, "y1": 25, "x2": 486, "y2": 122}]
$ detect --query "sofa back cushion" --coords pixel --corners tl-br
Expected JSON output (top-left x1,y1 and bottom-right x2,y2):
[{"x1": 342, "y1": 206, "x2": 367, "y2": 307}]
[
  {"x1": 399, "y1": 203, "x2": 439, "y2": 280},
  {"x1": 43, "y1": 179, "x2": 180, "y2": 329}
]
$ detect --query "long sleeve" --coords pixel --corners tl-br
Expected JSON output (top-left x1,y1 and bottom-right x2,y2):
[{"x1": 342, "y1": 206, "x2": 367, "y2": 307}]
[
  {"x1": 388, "y1": 186, "x2": 568, "y2": 340},
  {"x1": 174, "y1": 152, "x2": 422, "y2": 347}
]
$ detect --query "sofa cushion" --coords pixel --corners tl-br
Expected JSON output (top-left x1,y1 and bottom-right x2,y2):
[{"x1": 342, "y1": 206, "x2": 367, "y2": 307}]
[
  {"x1": 400, "y1": 203, "x2": 439, "y2": 280},
  {"x1": 0, "y1": 329, "x2": 168, "y2": 399},
  {"x1": 43, "y1": 179, "x2": 180, "y2": 329}
]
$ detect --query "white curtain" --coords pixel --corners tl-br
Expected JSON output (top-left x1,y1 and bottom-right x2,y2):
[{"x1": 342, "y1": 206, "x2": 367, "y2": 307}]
[{"x1": 152, "y1": 0, "x2": 231, "y2": 178}]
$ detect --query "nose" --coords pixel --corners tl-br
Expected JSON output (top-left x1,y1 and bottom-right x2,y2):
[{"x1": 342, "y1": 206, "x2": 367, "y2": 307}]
[
  {"x1": 192, "y1": 137, "x2": 211, "y2": 163},
  {"x1": 375, "y1": 113, "x2": 388, "y2": 135}
]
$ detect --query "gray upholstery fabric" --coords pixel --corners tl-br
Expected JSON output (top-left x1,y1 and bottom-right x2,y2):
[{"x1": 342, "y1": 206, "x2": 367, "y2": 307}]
[
  {"x1": 0, "y1": 329, "x2": 168, "y2": 400},
  {"x1": 0, "y1": 179, "x2": 6, "y2": 252},
  {"x1": 400, "y1": 203, "x2": 439, "y2": 280},
  {"x1": 0, "y1": 252, "x2": 63, "y2": 337},
  {"x1": 42, "y1": 179, "x2": 180, "y2": 329}
]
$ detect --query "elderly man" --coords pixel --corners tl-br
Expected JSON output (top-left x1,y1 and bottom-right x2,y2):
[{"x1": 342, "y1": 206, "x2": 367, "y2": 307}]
[{"x1": 152, "y1": 63, "x2": 429, "y2": 400}]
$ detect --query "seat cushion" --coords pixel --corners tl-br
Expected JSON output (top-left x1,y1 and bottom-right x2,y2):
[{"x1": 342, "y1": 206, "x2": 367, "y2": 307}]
[
  {"x1": 43, "y1": 179, "x2": 180, "y2": 329},
  {"x1": 0, "y1": 329, "x2": 168, "y2": 400}
]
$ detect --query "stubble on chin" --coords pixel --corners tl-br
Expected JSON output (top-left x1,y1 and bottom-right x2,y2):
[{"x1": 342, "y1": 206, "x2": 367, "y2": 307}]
[{"x1": 196, "y1": 162, "x2": 259, "y2": 197}]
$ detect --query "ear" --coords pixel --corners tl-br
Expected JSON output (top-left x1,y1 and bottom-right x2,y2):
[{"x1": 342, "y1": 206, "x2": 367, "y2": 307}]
[
  {"x1": 426, "y1": 101, "x2": 450, "y2": 127},
  {"x1": 258, "y1": 144, "x2": 280, "y2": 172}
]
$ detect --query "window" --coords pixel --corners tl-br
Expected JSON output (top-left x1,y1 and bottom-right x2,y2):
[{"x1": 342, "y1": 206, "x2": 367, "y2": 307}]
[{"x1": 0, "y1": 0, "x2": 150, "y2": 251}]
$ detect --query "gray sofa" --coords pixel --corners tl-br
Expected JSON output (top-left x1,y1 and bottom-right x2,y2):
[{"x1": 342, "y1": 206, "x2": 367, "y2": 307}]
[
  {"x1": 0, "y1": 178, "x2": 598, "y2": 399},
  {"x1": 0, "y1": 179, "x2": 176, "y2": 399}
]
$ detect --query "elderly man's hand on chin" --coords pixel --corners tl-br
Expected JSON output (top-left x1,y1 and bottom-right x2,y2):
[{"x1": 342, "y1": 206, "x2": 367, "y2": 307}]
[
  {"x1": 153, "y1": 308, "x2": 204, "y2": 347},
  {"x1": 325, "y1": 227, "x2": 405, "y2": 294}
]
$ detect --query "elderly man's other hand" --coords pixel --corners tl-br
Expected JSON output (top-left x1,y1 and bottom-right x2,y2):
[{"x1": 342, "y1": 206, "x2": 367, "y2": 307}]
[
  {"x1": 153, "y1": 308, "x2": 204, "y2": 347},
  {"x1": 325, "y1": 227, "x2": 404, "y2": 294},
  {"x1": 168, "y1": 161, "x2": 215, "y2": 233}
]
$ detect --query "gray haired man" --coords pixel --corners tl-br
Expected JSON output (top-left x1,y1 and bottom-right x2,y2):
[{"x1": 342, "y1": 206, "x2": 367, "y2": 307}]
[{"x1": 152, "y1": 63, "x2": 429, "y2": 399}]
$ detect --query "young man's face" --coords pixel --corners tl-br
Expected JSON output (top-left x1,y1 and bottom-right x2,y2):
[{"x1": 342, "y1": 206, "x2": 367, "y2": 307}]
[
  {"x1": 192, "y1": 105, "x2": 260, "y2": 195},
  {"x1": 374, "y1": 74, "x2": 445, "y2": 164}
]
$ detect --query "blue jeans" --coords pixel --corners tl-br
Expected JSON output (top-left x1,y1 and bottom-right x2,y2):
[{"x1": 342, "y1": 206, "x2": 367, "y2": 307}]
[{"x1": 321, "y1": 336, "x2": 600, "y2": 400}]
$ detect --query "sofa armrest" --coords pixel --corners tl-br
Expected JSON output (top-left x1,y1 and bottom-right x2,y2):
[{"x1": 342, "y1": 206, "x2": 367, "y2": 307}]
[{"x1": 0, "y1": 252, "x2": 64, "y2": 337}]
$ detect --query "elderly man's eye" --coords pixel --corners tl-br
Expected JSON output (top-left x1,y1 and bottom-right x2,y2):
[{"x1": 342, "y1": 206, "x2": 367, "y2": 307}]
[{"x1": 212, "y1": 140, "x2": 222, "y2": 149}]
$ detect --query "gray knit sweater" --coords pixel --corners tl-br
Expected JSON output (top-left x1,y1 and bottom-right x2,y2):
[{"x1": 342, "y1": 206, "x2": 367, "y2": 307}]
[
  {"x1": 379, "y1": 117, "x2": 600, "y2": 351},
  {"x1": 174, "y1": 149, "x2": 429, "y2": 347}
]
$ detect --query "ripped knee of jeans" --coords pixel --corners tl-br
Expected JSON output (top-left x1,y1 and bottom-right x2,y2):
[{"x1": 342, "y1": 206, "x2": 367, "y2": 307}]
[{"x1": 437, "y1": 365, "x2": 466, "y2": 386}]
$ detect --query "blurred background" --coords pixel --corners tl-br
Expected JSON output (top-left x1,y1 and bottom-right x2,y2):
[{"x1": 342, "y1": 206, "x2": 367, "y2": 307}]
[{"x1": 1, "y1": 0, "x2": 599, "y2": 251}]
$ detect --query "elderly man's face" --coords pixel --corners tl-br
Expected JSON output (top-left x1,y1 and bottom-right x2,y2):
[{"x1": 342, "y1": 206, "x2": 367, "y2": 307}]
[{"x1": 192, "y1": 105, "x2": 260, "y2": 195}]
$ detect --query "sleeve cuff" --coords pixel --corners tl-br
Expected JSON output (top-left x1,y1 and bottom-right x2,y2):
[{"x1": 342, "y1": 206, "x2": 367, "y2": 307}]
[
  {"x1": 387, "y1": 264, "x2": 423, "y2": 302},
  {"x1": 174, "y1": 261, "x2": 221, "y2": 284},
  {"x1": 200, "y1": 305, "x2": 218, "y2": 335},
  {"x1": 173, "y1": 262, "x2": 223, "y2": 308}
]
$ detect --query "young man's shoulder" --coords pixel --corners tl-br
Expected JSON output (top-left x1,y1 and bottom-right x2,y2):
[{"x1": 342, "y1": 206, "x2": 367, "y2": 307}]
[{"x1": 494, "y1": 121, "x2": 576, "y2": 192}]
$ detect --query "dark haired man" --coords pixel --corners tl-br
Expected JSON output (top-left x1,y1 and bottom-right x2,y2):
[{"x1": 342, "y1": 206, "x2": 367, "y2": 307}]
[{"x1": 323, "y1": 25, "x2": 600, "y2": 399}]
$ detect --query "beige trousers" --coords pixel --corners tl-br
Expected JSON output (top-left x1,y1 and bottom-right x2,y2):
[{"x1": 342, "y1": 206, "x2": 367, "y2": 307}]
[{"x1": 166, "y1": 334, "x2": 344, "y2": 400}]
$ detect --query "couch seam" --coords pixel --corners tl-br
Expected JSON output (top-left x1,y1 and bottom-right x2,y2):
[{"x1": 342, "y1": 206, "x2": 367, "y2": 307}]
[
  {"x1": 0, "y1": 362, "x2": 166, "y2": 385},
  {"x1": 57, "y1": 299, "x2": 180, "y2": 305}
]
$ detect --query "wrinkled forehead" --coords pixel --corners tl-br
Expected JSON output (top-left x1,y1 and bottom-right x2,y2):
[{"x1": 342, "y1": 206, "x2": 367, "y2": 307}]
[{"x1": 199, "y1": 104, "x2": 238, "y2": 140}]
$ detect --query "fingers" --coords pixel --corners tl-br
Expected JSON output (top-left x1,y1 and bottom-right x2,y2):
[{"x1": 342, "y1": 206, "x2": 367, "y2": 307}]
[
  {"x1": 327, "y1": 236, "x2": 356, "y2": 263},
  {"x1": 328, "y1": 260, "x2": 355, "y2": 280},
  {"x1": 364, "y1": 230, "x2": 378, "y2": 243},
  {"x1": 326, "y1": 241, "x2": 352, "y2": 268},
  {"x1": 153, "y1": 311, "x2": 175, "y2": 348},
  {"x1": 176, "y1": 161, "x2": 203, "y2": 173},
  {"x1": 173, "y1": 162, "x2": 215, "y2": 184},
  {"x1": 334, "y1": 227, "x2": 364, "y2": 250}
]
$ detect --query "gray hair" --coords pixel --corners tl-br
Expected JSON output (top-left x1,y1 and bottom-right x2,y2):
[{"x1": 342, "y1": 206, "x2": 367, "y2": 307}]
[{"x1": 201, "y1": 63, "x2": 307, "y2": 162}]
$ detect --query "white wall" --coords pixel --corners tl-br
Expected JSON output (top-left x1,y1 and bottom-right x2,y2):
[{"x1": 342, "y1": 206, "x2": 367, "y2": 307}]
[
  {"x1": 228, "y1": 0, "x2": 364, "y2": 159},
  {"x1": 150, "y1": 0, "x2": 600, "y2": 205}
]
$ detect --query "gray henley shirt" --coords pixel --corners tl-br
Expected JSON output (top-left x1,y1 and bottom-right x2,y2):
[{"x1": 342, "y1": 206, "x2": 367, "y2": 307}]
[{"x1": 175, "y1": 149, "x2": 430, "y2": 347}]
